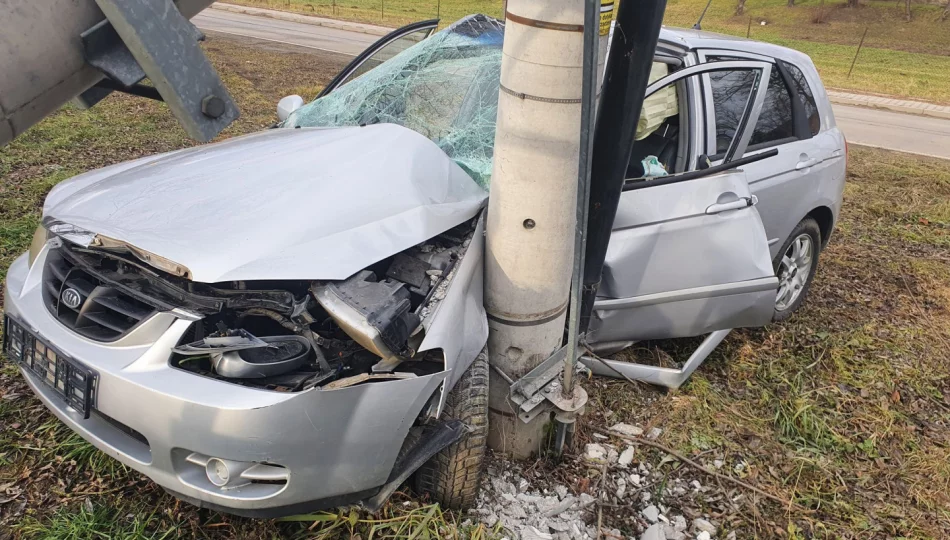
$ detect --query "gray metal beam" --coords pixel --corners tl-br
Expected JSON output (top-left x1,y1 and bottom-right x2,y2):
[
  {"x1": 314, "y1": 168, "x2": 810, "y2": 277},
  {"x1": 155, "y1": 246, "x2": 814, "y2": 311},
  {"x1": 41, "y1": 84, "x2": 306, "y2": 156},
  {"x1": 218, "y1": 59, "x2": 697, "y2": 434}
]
[
  {"x1": 0, "y1": 0, "x2": 218, "y2": 146},
  {"x1": 94, "y1": 0, "x2": 238, "y2": 142}
]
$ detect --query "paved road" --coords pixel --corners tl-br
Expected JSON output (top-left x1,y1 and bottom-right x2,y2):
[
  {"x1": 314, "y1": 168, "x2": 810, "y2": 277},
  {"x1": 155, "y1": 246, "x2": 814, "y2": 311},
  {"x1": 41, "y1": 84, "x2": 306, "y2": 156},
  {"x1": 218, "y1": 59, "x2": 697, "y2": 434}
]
[
  {"x1": 194, "y1": 9, "x2": 378, "y2": 57},
  {"x1": 194, "y1": 8, "x2": 950, "y2": 160},
  {"x1": 833, "y1": 106, "x2": 950, "y2": 160}
]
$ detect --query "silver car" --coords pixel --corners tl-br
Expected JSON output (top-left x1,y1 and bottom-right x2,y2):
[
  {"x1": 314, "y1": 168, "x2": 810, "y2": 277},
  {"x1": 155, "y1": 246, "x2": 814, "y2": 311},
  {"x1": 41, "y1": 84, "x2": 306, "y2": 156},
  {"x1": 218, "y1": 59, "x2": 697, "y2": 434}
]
[{"x1": 3, "y1": 16, "x2": 845, "y2": 516}]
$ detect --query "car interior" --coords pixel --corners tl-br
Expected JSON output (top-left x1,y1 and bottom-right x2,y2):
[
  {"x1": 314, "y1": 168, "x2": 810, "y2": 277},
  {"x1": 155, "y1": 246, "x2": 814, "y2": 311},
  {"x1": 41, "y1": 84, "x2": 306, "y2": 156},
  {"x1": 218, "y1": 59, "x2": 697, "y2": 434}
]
[{"x1": 627, "y1": 58, "x2": 690, "y2": 180}]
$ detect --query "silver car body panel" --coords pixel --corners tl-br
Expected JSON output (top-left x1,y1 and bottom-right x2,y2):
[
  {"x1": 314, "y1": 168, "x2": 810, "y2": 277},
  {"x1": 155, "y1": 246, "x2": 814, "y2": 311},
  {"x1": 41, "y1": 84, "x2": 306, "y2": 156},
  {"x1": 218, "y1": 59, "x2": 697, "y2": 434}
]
[
  {"x1": 5, "y1": 249, "x2": 447, "y2": 512},
  {"x1": 42, "y1": 123, "x2": 487, "y2": 283},
  {"x1": 589, "y1": 60, "x2": 780, "y2": 342},
  {"x1": 589, "y1": 169, "x2": 778, "y2": 342}
]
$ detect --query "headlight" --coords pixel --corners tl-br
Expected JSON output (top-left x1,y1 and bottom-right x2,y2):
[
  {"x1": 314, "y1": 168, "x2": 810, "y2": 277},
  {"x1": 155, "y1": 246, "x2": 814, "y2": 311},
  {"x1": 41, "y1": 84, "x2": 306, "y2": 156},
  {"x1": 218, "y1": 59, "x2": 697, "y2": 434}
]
[{"x1": 28, "y1": 225, "x2": 49, "y2": 268}]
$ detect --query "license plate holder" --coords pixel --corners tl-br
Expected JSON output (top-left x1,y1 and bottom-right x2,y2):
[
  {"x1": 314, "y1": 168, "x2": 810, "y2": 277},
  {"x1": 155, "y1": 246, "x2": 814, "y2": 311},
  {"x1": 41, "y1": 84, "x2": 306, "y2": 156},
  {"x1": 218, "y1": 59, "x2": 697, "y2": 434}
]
[{"x1": 3, "y1": 315, "x2": 97, "y2": 418}]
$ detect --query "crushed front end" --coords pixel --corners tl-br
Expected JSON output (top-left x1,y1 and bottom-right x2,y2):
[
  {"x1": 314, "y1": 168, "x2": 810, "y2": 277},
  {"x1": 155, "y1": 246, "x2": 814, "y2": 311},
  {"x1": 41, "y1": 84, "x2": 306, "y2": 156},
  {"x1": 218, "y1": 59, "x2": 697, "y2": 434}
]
[{"x1": 3, "y1": 127, "x2": 488, "y2": 515}]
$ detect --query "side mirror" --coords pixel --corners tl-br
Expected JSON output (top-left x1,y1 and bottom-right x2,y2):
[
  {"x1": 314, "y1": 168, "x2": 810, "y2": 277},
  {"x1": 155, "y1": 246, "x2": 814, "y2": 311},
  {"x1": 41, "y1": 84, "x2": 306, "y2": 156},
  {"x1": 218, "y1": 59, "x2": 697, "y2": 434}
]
[{"x1": 277, "y1": 95, "x2": 304, "y2": 122}]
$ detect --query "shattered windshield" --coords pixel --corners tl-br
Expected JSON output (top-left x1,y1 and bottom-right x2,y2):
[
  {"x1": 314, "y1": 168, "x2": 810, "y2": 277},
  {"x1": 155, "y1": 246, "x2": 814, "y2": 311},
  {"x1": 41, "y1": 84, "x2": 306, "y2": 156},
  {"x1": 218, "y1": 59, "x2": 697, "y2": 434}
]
[{"x1": 285, "y1": 15, "x2": 504, "y2": 189}]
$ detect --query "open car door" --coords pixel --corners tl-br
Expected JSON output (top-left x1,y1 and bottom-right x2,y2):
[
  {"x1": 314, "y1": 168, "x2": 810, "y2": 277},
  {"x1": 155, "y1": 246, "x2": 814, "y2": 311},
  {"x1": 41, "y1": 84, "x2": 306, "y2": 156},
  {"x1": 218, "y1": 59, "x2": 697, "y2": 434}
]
[
  {"x1": 588, "y1": 61, "x2": 779, "y2": 344},
  {"x1": 318, "y1": 19, "x2": 439, "y2": 97}
]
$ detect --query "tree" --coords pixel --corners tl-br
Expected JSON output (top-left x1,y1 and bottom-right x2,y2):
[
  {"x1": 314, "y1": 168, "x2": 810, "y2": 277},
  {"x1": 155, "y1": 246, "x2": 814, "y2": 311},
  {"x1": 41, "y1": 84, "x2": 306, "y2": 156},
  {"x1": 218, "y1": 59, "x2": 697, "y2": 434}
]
[
  {"x1": 736, "y1": 0, "x2": 747, "y2": 15},
  {"x1": 846, "y1": 0, "x2": 859, "y2": 7},
  {"x1": 941, "y1": 0, "x2": 949, "y2": 21},
  {"x1": 904, "y1": 0, "x2": 912, "y2": 21},
  {"x1": 788, "y1": 0, "x2": 795, "y2": 6}
]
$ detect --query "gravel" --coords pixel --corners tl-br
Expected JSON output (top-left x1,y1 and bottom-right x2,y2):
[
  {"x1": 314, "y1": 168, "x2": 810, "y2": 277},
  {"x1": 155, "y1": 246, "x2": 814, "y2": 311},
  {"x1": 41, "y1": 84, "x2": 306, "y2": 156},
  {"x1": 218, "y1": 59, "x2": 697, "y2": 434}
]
[
  {"x1": 692, "y1": 518, "x2": 717, "y2": 536},
  {"x1": 641, "y1": 524, "x2": 666, "y2": 540},
  {"x1": 641, "y1": 505, "x2": 660, "y2": 523},
  {"x1": 472, "y1": 432, "x2": 735, "y2": 539},
  {"x1": 618, "y1": 446, "x2": 635, "y2": 467},
  {"x1": 472, "y1": 457, "x2": 599, "y2": 540}
]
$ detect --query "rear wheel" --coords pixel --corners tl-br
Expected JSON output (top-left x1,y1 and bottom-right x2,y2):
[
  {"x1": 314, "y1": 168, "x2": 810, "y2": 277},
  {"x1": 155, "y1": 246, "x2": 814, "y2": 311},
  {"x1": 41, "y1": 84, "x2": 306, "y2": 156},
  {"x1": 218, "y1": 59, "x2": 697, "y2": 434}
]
[
  {"x1": 413, "y1": 348, "x2": 489, "y2": 509},
  {"x1": 772, "y1": 218, "x2": 821, "y2": 322}
]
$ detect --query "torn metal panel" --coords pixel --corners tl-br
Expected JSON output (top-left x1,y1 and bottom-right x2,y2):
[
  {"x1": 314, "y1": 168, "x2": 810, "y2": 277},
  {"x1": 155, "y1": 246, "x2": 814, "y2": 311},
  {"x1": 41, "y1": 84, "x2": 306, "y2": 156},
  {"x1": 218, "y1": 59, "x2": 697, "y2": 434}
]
[
  {"x1": 417, "y1": 213, "x2": 488, "y2": 415},
  {"x1": 323, "y1": 372, "x2": 417, "y2": 390},
  {"x1": 42, "y1": 124, "x2": 487, "y2": 283}
]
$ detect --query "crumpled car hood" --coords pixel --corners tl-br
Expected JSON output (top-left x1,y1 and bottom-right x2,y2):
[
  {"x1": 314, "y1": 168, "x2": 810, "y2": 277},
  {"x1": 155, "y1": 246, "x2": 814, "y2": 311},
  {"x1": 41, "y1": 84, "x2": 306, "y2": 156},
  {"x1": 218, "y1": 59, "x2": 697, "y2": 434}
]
[{"x1": 43, "y1": 124, "x2": 487, "y2": 283}]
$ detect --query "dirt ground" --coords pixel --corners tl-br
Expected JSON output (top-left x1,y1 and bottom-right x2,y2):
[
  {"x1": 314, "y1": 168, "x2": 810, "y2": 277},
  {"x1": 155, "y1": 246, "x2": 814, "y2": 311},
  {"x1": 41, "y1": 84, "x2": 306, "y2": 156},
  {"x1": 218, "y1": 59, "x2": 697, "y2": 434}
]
[{"x1": 1, "y1": 34, "x2": 949, "y2": 539}]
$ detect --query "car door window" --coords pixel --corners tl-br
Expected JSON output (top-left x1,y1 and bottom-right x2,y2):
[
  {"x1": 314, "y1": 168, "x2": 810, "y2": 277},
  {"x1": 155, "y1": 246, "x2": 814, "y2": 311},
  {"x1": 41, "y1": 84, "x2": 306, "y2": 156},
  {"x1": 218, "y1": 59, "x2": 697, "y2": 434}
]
[
  {"x1": 747, "y1": 68, "x2": 795, "y2": 146},
  {"x1": 626, "y1": 60, "x2": 773, "y2": 184},
  {"x1": 341, "y1": 28, "x2": 433, "y2": 85},
  {"x1": 708, "y1": 60, "x2": 796, "y2": 154},
  {"x1": 708, "y1": 69, "x2": 756, "y2": 155}
]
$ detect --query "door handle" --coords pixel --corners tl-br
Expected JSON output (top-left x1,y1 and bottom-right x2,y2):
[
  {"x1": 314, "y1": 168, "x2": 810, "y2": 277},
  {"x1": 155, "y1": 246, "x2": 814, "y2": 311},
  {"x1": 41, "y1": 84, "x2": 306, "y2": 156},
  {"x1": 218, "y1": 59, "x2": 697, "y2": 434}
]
[
  {"x1": 706, "y1": 195, "x2": 757, "y2": 214},
  {"x1": 795, "y1": 157, "x2": 819, "y2": 170}
]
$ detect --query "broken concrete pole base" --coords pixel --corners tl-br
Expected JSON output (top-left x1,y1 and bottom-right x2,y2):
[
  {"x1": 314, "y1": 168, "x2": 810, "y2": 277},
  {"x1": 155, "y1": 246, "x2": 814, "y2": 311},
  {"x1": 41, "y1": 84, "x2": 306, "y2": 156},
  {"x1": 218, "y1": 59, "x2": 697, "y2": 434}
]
[
  {"x1": 486, "y1": 369, "x2": 551, "y2": 458},
  {"x1": 484, "y1": 0, "x2": 588, "y2": 460}
]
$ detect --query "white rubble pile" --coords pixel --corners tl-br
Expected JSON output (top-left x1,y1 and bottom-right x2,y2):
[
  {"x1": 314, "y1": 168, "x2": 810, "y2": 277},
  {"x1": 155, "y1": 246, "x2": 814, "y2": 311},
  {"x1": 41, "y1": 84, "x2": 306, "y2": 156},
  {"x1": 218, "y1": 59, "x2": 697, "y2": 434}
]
[
  {"x1": 471, "y1": 459, "x2": 599, "y2": 540},
  {"x1": 472, "y1": 424, "x2": 735, "y2": 539}
]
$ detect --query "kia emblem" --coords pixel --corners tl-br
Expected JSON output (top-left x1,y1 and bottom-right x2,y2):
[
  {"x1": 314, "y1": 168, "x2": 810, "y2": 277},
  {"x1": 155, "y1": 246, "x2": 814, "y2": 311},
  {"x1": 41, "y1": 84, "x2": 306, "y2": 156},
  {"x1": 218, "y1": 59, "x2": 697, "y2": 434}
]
[{"x1": 61, "y1": 288, "x2": 82, "y2": 309}]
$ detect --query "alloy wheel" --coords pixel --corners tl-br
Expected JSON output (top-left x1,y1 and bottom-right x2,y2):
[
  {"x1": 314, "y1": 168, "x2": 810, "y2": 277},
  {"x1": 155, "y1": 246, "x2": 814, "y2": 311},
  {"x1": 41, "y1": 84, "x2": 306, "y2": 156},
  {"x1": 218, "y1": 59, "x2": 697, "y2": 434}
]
[{"x1": 775, "y1": 233, "x2": 814, "y2": 312}]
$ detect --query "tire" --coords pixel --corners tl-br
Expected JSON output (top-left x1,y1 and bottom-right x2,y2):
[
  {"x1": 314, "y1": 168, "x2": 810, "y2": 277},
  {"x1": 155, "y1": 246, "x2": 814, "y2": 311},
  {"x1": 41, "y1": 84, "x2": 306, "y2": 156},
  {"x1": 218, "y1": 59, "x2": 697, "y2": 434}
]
[
  {"x1": 412, "y1": 348, "x2": 489, "y2": 509},
  {"x1": 772, "y1": 218, "x2": 821, "y2": 322}
]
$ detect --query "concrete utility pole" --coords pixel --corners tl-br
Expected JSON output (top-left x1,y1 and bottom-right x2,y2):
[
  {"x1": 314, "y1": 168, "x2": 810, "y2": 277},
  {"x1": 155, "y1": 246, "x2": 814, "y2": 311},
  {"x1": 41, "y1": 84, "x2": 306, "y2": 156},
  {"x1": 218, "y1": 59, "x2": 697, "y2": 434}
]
[{"x1": 485, "y1": 0, "x2": 611, "y2": 458}]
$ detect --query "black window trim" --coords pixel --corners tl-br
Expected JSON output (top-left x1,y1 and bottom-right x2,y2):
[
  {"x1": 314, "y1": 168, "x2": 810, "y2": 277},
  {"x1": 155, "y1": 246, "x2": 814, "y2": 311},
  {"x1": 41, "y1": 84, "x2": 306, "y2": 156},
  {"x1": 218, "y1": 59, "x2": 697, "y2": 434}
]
[
  {"x1": 779, "y1": 59, "x2": 822, "y2": 139},
  {"x1": 775, "y1": 60, "x2": 811, "y2": 141},
  {"x1": 318, "y1": 19, "x2": 440, "y2": 98}
]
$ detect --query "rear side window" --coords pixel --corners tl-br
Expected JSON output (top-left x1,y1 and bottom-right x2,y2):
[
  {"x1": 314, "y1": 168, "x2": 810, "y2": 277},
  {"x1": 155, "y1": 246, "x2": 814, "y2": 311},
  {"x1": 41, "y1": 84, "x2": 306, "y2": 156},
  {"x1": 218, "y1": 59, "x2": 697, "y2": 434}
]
[
  {"x1": 708, "y1": 69, "x2": 755, "y2": 154},
  {"x1": 708, "y1": 63, "x2": 795, "y2": 153},
  {"x1": 782, "y1": 61, "x2": 821, "y2": 136},
  {"x1": 747, "y1": 68, "x2": 795, "y2": 147}
]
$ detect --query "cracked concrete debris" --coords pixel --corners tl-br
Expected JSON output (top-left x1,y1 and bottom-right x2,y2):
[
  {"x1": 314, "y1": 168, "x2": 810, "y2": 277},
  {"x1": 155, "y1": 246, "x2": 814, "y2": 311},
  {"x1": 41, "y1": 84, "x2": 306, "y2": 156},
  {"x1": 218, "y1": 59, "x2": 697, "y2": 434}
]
[
  {"x1": 609, "y1": 422, "x2": 644, "y2": 437},
  {"x1": 642, "y1": 504, "x2": 660, "y2": 523},
  {"x1": 475, "y1": 432, "x2": 735, "y2": 540},
  {"x1": 618, "y1": 446, "x2": 635, "y2": 467},
  {"x1": 473, "y1": 456, "x2": 599, "y2": 540},
  {"x1": 692, "y1": 518, "x2": 717, "y2": 536}
]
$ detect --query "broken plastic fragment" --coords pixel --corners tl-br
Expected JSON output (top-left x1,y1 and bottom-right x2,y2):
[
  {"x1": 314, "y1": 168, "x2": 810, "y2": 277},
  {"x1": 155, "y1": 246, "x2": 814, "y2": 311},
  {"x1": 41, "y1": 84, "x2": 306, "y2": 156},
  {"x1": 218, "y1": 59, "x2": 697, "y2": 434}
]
[{"x1": 173, "y1": 329, "x2": 268, "y2": 355}]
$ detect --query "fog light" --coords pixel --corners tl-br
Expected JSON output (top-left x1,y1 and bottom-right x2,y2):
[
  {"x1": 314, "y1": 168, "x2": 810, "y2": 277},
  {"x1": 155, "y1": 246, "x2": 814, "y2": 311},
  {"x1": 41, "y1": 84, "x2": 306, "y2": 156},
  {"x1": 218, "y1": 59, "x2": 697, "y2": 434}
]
[{"x1": 206, "y1": 458, "x2": 231, "y2": 487}]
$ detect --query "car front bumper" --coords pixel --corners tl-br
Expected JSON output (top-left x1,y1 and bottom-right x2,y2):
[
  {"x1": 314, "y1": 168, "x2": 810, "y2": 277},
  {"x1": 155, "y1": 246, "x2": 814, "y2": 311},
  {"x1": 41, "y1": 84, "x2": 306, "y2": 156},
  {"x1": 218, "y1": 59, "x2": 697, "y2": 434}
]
[{"x1": 3, "y1": 248, "x2": 446, "y2": 517}]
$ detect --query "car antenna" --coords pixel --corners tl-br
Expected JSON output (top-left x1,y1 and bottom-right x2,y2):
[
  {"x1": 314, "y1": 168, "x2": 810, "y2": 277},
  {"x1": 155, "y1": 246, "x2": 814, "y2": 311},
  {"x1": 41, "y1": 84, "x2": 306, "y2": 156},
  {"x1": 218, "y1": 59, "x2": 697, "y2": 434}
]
[{"x1": 693, "y1": 0, "x2": 714, "y2": 30}]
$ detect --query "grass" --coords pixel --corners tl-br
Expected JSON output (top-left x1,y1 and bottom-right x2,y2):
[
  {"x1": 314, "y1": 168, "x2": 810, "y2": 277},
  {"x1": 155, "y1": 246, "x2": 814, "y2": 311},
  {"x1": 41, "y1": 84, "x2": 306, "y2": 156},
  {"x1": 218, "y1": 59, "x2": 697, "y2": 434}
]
[
  {"x1": 582, "y1": 147, "x2": 950, "y2": 537},
  {"x1": 224, "y1": 0, "x2": 950, "y2": 102},
  {"x1": 1, "y1": 27, "x2": 950, "y2": 540}
]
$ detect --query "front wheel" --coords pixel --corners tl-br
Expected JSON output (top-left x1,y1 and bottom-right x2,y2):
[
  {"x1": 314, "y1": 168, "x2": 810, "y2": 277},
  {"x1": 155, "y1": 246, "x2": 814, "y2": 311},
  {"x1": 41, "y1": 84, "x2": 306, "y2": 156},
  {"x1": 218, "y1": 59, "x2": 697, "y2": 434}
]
[
  {"x1": 412, "y1": 348, "x2": 489, "y2": 509},
  {"x1": 772, "y1": 218, "x2": 821, "y2": 322}
]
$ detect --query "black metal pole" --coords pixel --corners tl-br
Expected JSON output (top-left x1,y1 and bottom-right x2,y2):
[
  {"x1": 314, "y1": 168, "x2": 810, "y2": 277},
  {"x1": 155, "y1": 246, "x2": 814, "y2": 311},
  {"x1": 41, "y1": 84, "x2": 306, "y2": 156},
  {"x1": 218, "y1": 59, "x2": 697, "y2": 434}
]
[
  {"x1": 554, "y1": 0, "x2": 601, "y2": 459},
  {"x1": 579, "y1": 0, "x2": 668, "y2": 335}
]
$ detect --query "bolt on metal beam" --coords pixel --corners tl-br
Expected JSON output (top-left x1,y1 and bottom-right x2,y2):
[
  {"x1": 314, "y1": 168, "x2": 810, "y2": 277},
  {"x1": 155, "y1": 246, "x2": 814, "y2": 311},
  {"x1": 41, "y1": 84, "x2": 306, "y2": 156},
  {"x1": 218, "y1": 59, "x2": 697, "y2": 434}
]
[{"x1": 94, "y1": 0, "x2": 239, "y2": 142}]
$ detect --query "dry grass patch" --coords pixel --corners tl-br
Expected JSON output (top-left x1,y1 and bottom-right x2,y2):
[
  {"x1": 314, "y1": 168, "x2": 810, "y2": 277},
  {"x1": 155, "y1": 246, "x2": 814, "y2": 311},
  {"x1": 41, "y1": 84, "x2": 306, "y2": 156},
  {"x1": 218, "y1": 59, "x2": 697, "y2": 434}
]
[{"x1": 582, "y1": 147, "x2": 950, "y2": 538}]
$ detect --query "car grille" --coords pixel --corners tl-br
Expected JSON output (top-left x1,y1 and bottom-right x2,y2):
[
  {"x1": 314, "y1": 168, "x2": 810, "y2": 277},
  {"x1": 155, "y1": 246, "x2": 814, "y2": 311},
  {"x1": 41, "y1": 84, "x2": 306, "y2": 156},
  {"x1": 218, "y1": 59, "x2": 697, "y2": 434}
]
[{"x1": 42, "y1": 248, "x2": 157, "y2": 341}]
